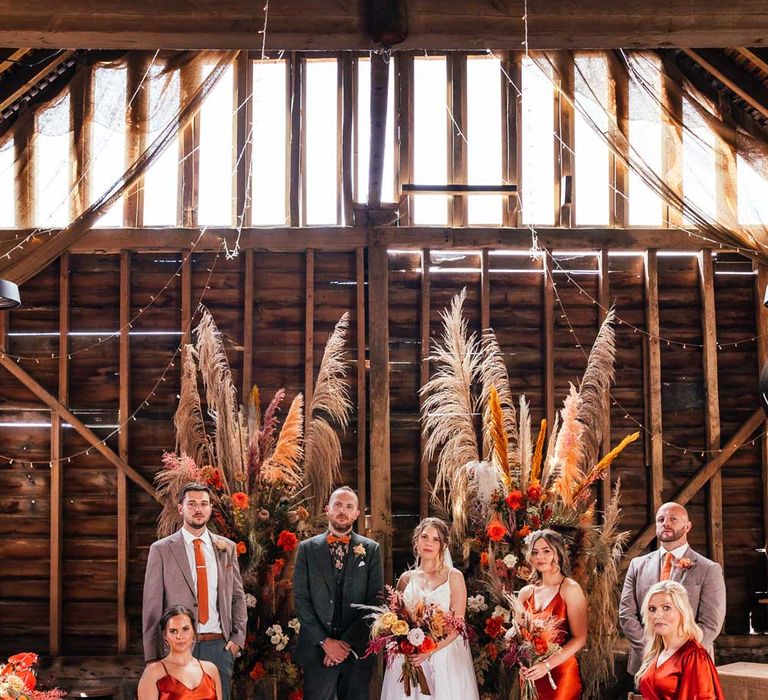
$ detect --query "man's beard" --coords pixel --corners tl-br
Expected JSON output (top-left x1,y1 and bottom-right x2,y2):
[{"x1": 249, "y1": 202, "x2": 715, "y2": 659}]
[
  {"x1": 657, "y1": 526, "x2": 686, "y2": 542},
  {"x1": 184, "y1": 513, "x2": 210, "y2": 529},
  {"x1": 328, "y1": 516, "x2": 353, "y2": 534}
]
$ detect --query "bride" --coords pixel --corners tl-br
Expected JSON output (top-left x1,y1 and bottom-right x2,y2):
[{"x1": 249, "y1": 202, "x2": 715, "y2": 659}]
[{"x1": 380, "y1": 517, "x2": 479, "y2": 700}]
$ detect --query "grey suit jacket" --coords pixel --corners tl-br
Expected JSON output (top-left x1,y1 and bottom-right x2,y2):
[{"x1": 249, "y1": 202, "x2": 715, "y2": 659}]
[
  {"x1": 142, "y1": 529, "x2": 247, "y2": 661},
  {"x1": 292, "y1": 531, "x2": 383, "y2": 667},
  {"x1": 618, "y1": 545, "x2": 726, "y2": 675}
]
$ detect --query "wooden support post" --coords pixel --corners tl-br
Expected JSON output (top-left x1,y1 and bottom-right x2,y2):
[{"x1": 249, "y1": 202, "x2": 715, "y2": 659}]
[
  {"x1": 70, "y1": 66, "x2": 92, "y2": 219},
  {"x1": 49, "y1": 253, "x2": 69, "y2": 655},
  {"x1": 288, "y1": 53, "x2": 302, "y2": 226},
  {"x1": 124, "y1": 53, "x2": 149, "y2": 227},
  {"x1": 481, "y1": 249, "x2": 490, "y2": 331},
  {"x1": 598, "y1": 249, "x2": 613, "y2": 511},
  {"x1": 341, "y1": 54, "x2": 354, "y2": 225},
  {"x1": 0, "y1": 310, "x2": 6, "y2": 352},
  {"x1": 0, "y1": 352, "x2": 156, "y2": 497},
  {"x1": 644, "y1": 249, "x2": 664, "y2": 514},
  {"x1": 661, "y1": 62, "x2": 683, "y2": 229},
  {"x1": 356, "y1": 247, "x2": 367, "y2": 531},
  {"x1": 609, "y1": 52, "x2": 628, "y2": 228},
  {"x1": 698, "y1": 251, "x2": 723, "y2": 567},
  {"x1": 14, "y1": 117, "x2": 32, "y2": 229},
  {"x1": 242, "y1": 249, "x2": 254, "y2": 398},
  {"x1": 368, "y1": 242, "x2": 392, "y2": 583},
  {"x1": 396, "y1": 53, "x2": 414, "y2": 226},
  {"x1": 419, "y1": 248, "x2": 431, "y2": 519},
  {"x1": 179, "y1": 61, "x2": 201, "y2": 227},
  {"x1": 754, "y1": 261, "x2": 768, "y2": 572},
  {"x1": 501, "y1": 51, "x2": 521, "y2": 227},
  {"x1": 118, "y1": 251, "x2": 130, "y2": 652},
  {"x1": 368, "y1": 53, "x2": 390, "y2": 209},
  {"x1": 543, "y1": 250, "x2": 555, "y2": 432},
  {"x1": 554, "y1": 51, "x2": 574, "y2": 226},
  {"x1": 448, "y1": 53, "x2": 467, "y2": 227},
  {"x1": 625, "y1": 409, "x2": 764, "y2": 560},
  {"x1": 181, "y1": 248, "x2": 192, "y2": 344},
  {"x1": 234, "y1": 51, "x2": 253, "y2": 228},
  {"x1": 304, "y1": 249, "x2": 314, "y2": 434}
]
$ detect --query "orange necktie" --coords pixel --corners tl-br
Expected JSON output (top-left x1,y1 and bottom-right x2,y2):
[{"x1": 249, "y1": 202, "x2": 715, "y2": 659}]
[
  {"x1": 193, "y1": 538, "x2": 209, "y2": 624},
  {"x1": 660, "y1": 552, "x2": 674, "y2": 581}
]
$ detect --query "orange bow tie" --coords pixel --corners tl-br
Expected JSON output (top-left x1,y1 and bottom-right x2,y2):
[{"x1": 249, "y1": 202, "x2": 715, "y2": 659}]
[{"x1": 327, "y1": 533, "x2": 351, "y2": 545}]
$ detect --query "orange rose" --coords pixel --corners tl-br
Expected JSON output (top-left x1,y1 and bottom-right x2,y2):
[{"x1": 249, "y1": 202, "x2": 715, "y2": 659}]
[
  {"x1": 527, "y1": 484, "x2": 543, "y2": 501},
  {"x1": 236, "y1": 541, "x2": 247, "y2": 555},
  {"x1": 533, "y1": 635, "x2": 548, "y2": 655},
  {"x1": 505, "y1": 490, "x2": 524, "y2": 510},
  {"x1": 486, "y1": 519, "x2": 508, "y2": 542},
  {"x1": 277, "y1": 530, "x2": 298, "y2": 552},
  {"x1": 480, "y1": 552, "x2": 490, "y2": 567},
  {"x1": 419, "y1": 637, "x2": 437, "y2": 654},
  {"x1": 518, "y1": 525, "x2": 531, "y2": 538},
  {"x1": 249, "y1": 661, "x2": 267, "y2": 680},
  {"x1": 484, "y1": 615, "x2": 504, "y2": 639},
  {"x1": 231, "y1": 491, "x2": 249, "y2": 509}
]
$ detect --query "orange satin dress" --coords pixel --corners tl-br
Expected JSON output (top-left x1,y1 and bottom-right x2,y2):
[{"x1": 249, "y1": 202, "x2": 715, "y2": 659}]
[
  {"x1": 523, "y1": 586, "x2": 582, "y2": 700},
  {"x1": 156, "y1": 661, "x2": 218, "y2": 700},
  {"x1": 638, "y1": 639, "x2": 725, "y2": 700}
]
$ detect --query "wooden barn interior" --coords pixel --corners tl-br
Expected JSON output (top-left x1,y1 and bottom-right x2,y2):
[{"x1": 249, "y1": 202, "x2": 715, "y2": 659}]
[{"x1": 3, "y1": 2, "x2": 768, "y2": 698}]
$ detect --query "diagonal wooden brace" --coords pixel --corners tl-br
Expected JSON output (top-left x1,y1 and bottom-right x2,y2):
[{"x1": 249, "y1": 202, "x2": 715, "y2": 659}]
[{"x1": 0, "y1": 352, "x2": 158, "y2": 500}]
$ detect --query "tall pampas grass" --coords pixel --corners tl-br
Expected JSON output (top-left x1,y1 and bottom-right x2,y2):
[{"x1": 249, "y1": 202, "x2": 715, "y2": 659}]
[
  {"x1": 260, "y1": 394, "x2": 304, "y2": 489},
  {"x1": 479, "y1": 330, "x2": 518, "y2": 469},
  {"x1": 174, "y1": 345, "x2": 214, "y2": 470},
  {"x1": 550, "y1": 384, "x2": 584, "y2": 504}
]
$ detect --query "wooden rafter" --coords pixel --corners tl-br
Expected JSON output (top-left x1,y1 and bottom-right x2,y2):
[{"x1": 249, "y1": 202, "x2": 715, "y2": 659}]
[
  {"x1": 0, "y1": 49, "x2": 75, "y2": 114},
  {"x1": 0, "y1": 48, "x2": 30, "y2": 78},
  {"x1": 735, "y1": 47, "x2": 768, "y2": 78}
]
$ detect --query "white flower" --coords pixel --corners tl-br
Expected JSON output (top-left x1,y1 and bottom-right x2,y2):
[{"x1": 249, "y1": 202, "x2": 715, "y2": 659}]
[
  {"x1": 503, "y1": 554, "x2": 518, "y2": 569},
  {"x1": 245, "y1": 593, "x2": 257, "y2": 608},
  {"x1": 407, "y1": 628, "x2": 425, "y2": 646},
  {"x1": 266, "y1": 624, "x2": 283, "y2": 637},
  {"x1": 467, "y1": 594, "x2": 488, "y2": 613},
  {"x1": 270, "y1": 634, "x2": 282, "y2": 645},
  {"x1": 288, "y1": 618, "x2": 301, "y2": 632},
  {"x1": 492, "y1": 605, "x2": 511, "y2": 623}
]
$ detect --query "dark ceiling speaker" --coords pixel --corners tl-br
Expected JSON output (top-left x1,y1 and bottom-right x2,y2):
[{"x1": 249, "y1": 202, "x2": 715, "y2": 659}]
[{"x1": 364, "y1": 0, "x2": 408, "y2": 46}]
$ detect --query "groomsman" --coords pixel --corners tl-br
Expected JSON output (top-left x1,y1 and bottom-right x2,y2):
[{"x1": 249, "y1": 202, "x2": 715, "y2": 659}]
[
  {"x1": 293, "y1": 486, "x2": 383, "y2": 700},
  {"x1": 142, "y1": 482, "x2": 247, "y2": 700},
  {"x1": 619, "y1": 501, "x2": 726, "y2": 679}
]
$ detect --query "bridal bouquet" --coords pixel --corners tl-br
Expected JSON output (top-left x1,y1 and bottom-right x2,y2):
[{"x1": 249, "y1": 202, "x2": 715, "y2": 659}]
[
  {"x1": 0, "y1": 653, "x2": 65, "y2": 700},
  {"x1": 363, "y1": 586, "x2": 467, "y2": 697}
]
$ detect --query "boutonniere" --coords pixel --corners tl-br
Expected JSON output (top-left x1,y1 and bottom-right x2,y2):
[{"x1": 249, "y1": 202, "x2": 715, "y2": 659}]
[
  {"x1": 213, "y1": 538, "x2": 230, "y2": 553},
  {"x1": 353, "y1": 543, "x2": 366, "y2": 559},
  {"x1": 675, "y1": 557, "x2": 695, "y2": 571}
]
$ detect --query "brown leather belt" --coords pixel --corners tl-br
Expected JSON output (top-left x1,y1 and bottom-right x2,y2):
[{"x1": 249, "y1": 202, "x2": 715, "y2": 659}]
[{"x1": 197, "y1": 633, "x2": 224, "y2": 641}]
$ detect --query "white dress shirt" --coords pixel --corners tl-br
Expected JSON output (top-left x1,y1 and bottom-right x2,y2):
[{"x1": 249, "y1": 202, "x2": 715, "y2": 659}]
[
  {"x1": 181, "y1": 526, "x2": 221, "y2": 633},
  {"x1": 658, "y1": 543, "x2": 689, "y2": 576}
]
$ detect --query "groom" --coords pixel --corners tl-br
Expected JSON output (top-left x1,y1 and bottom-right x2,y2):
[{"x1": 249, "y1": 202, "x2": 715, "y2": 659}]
[{"x1": 293, "y1": 486, "x2": 383, "y2": 700}]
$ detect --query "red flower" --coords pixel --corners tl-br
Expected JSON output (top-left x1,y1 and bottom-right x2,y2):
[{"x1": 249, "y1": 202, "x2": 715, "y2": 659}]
[
  {"x1": 518, "y1": 525, "x2": 531, "y2": 538},
  {"x1": 206, "y1": 467, "x2": 224, "y2": 490},
  {"x1": 399, "y1": 641, "x2": 415, "y2": 655},
  {"x1": 231, "y1": 491, "x2": 249, "y2": 509},
  {"x1": 271, "y1": 558, "x2": 286, "y2": 578},
  {"x1": 484, "y1": 615, "x2": 504, "y2": 639},
  {"x1": 288, "y1": 692, "x2": 304, "y2": 700},
  {"x1": 236, "y1": 541, "x2": 247, "y2": 555},
  {"x1": 505, "y1": 490, "x2": 524, "y2": 511},
  {"x1": 249, "y1": 662, "x2": 267, "y2": 680},
  {"x1": 530, "y1": 515, "x2": 541, "y2": 529},
  {"x1": 486, "y1": 519, "x2": 508, "y2": 542},
  {"x1": 7, "y1": 652, "x2": 38, "y2": 670},
  {"x1": 277, "y1": 530, "x2": 298, "y2": 552},
  {"x1": 527, "y1": 484, "x2": 543, "y2": 501},
  {"x1": 485, "y1": 642, "x2": 499, "y2": 661},
  {"x1": 533, "y1": 635, "x2": 548, "y2": 655},
  {"x1": 419, "y1": 637, "x2": 437, "y2": 654},
  {"x1": 542, "y1": 507, "x2": 553, "y2": 522},
  {"x1": 480, "y1": 552, "x2": 490, "y2": 568}
]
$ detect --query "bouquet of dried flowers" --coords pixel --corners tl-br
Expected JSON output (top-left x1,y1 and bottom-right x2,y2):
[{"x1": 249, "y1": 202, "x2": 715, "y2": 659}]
[{"x1": 0, "y1": 653, "x2": 65, "y2": 700}]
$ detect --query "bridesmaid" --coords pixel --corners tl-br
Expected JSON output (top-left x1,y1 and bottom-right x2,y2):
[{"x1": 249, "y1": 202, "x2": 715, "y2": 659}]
[
  {"x1": 137, "y1": 605, "x2": 222, "y2": 700},
  {"x1": 636, "y1": 581, "x2": 725, "y2": 700},
  {"x1": 518, "y1": 529, "x2": 587, "y2": 700}
]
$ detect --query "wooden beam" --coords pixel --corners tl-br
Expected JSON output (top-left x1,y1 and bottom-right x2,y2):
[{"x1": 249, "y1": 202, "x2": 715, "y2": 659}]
[
  {"x1": 5, "y1": 3, "x2": 768, "y2": 50},
  {"x1": 754, "y1": 261, "x2": 768, "y2": 573},
  {"x1": 448, "y1": 52, "x2": 467, "y2": 227},
  {"x1": 117, "y1": 251, "x2": 130, "y2": 653},
  {"x1": 234, "y1": 51, "x2": 253, "y2": 228},
  {"x1": 683, "y1": 48, "x2": 768, "y2": 121},
  {"x1": 402, "y1": 184, "x2": 517, "y2": 195},
  {"x1": 609, "y1": 51, "x2": 629, "y2": 228},
  {"x1": 124, "y1": 53, "x2": 149, "y2": 228},
  {"x1": 480, "y1": 248, "x2": 490, "y2": 331},
  {"x1": 0, "y1": 48, "x2": 29, "y2": 77},
  {"x1": 241, "y1": 249, "x2": 254, "y2": 398},
  {"x1": 181, "y1": 248, "x2": 192, "y2": 344},
  {"x1": 543, "y1": 251, "x2": 555, "y2": 431},
  {"x1": 736, "y1": 47, "x2": 768, "y2": 76},
  {"x1": 179, "y1": 61, "x2": 201, "y2": 227},
  {"x1": 49, "y1": 252, "x2": 69, "y2": 655},
  {"x1": 341, "y1": 53, "x2": 354, "y2": 225},
  {"x1": 368, "y1": 53, "x2": 389, "y2": 209},
  {"x1": 0, "y1": 50, "x2": 75, "y2": 113},
  {"x1": 368, "y1": 243, "x2": 392, "y2": 583},
  {"x1": 625, "y1": 408, "x2": 765, "y2": 560},
  {"x1": 0, "y1": 352, "x2": 157, "y2": 497},
  {"x1": 355, "y1": 247, "x2": 367, "y2": 531},
  {"x1": 70, "y1": 66, "x2": 92, "y2": 219},
  {"x1": 288, "y1": 53, "x2": 302, "y2": 227},
  {"x1": 14, "y1": 118, "x2": 32, "y2": 229},
  {"x1": 501, "y1": 51, "x2": 521, "y2": 227},
  {"x1": 661, "y1": 55, "x2": 683, "y2": 229},
  {"x1": 554, "y1": 51, "x2": 574, "y2": 226},
  {"x1": 644, "y1": 249, "x2": 664, "y2": 514},
  {"x1": 598, "y1": 249, "x2": 613, "y2": 511},
  {"x1": 396, "y1": 53, "x2": 414, "y2": 226},
  {"x1": 419, "y1": 248, "x2": 431, "y2": 519},
  {"x1": 698, "y1": 251, "x2": 723, "y2": 568},
  {"x1": 304, "y1": 249, "x2": 314, "y2": 435}
]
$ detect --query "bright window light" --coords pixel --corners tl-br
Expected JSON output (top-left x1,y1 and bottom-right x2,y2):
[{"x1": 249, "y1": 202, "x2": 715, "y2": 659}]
[
  {"x1": 199, "y1": 63, "x2": 234, "y2": 225},
  {"x1": 36, "y1": 93, "x2": 71, "y2": 227},
  {"x1": 467, "y1": 56, "x2": 502, "y2": 225},
  {"x1": 628, "y1": 55, "x2": 663, "y2": 226},
  {"x1": 521, "y1": 56, "x2": 554, "y2": 225},
  {"x1": 0, "y1": 138, "x2": 14, "y2": 227},
  {"x1": 737, "y1": 154, "x2": 768, "y2": 224},
  {"x1": 143, "y1": 65, "x2": 180, "y2": 225},
  {"x1": 305, "y1": 58, "x2": 338, "y2": 225},
  {"x1": 574, "y1": 55, "x2": 610, "y2": 225},
  {"x1": 413, "y1": 56, "x2": 448, "y2": 225},
  {"x1": 356, "y1": 57, "x2": 396, "y2": 206},
  {"x1": 682, "y1": 97, "x2": 716, "y2": 223},
  {"x1": 91, "y1": 65, "x2": 127, "y2": 227},
  {"x1": 252, "y1": 60, "x2": 287, "y2": 226}
]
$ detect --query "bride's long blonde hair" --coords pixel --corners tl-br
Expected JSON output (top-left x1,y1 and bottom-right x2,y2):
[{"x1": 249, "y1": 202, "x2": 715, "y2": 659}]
[{"x1": 634, "y1": 580, "x2": 703, "y2": 685}]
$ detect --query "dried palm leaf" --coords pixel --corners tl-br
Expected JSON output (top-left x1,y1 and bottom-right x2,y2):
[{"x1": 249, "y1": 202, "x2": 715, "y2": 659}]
[
  {"x1": 174, "y1": 345, "x2": 214, "y2": 469},
  {"x1": 487, "y1": 387, "x2": 511, "y2": 490},
  {"x1": 551, "y1": 384, "x2": 585, "y2": 504},
  {"x1": 421, "y1": 289, "x2": 481, "y2": 540},
  {"x1": 260, "y1": 393, "x2": 304, "y2": 490},
  {"x1": 517, "y1": 396, "x2": 532, "y2": 489},
  {"x1": 259, "y1": 388, "x2": 285, "y2": 461},
  {"x1": 528, "y1": 418, "x2": 548, "y2": 486},
  {"x1": 576, "y1": 308, "x2": 617, "y2": 472},
  {"x1": 479, "y1": 330, "x2": 518, "y2": 467},
  {"x1": 194, "y1": 307, "x2": 245, "y2": 493},
  {"x1": 571, "y1": 431, "x2": 640, "y2": 503},
  {"x1": 303, "y1": 312, "x2": 353, "y2": 510}
]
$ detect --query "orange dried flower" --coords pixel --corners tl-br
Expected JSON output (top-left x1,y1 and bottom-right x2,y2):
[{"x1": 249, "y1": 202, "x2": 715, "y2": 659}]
[
  {"x1": 484, "y1": 615, "x2": 504, "y2": 639},
  {"x1": 231, "y1": 491, "x2": 249, "y2": 509},
  {"x1": 249, "y1": 661, "x2": 266, "y2": 680},
  {"x1": 271, "y1": 558, "x2": 286, "y2": 578},
  {"x1": 485, "y1": 642, "x2": 499, "y2": 661},
  {"x1": 518, "y1": 525, "x2": 531, "y2": 538},
  {"x1": 505, "y1": 490, "x2": 524, "y2": 511},
  {"x1": 533, "y1": 635, "x2": 548, "y2": 655},
  {"x1": 486, "y1": 519, "x2": 508, "y2": 542},
  {"x1": 277, "y1": 530, "x2": 298, "y2": 552},
  {"x1": 527, "y1": 484, "x2": 543, "y2": 501},
  {"x1": 480, "y1": 552, "x2": 490, "y2": 567},
  {"x1": 419, "y1": 637, "x2": 437, "y2": 654},
  {"x1": 236, "y1": 541, "x2": 247, "y2": 555}
]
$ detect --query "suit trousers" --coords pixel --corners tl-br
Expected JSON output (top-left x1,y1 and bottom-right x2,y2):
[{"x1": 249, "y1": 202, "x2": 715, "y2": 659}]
[
  {"x1": 194, "y1": 638, "x2": 236, "y2": 700},
  {"x1": 302, "y1": 657, "x2": 373, "y2": 700}
]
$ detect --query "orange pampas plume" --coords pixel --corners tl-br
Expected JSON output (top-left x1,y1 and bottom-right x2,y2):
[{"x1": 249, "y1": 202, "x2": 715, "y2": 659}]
[
  {"x1": 571, "y1": 431, "x2": 640, "y2": 503},
  {"x1": 528, "y1": 418, "x2": 547, "y2": 486},
  {"x1": 260, "y1": 394, "x2": 304, "y2": 490},
  {"x1": 488, "y1": 386, "x2": 511, "y2": 489}
]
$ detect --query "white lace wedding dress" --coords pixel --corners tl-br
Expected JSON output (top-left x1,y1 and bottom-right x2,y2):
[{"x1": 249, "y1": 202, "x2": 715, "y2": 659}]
[{"x1": 380, "y1": 571, "x2": 480, "y2": 700}]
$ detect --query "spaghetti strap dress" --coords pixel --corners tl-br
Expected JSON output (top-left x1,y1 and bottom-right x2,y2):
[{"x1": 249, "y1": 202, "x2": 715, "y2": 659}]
[{"x1": 156, "y1": 660, "x2": 218, "y2": 700}]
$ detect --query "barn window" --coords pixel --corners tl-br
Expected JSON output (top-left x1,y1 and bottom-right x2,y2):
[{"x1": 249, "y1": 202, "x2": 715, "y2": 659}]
[{"x1": 35, "y1": 92, "x2": 71, "y2": 227}]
